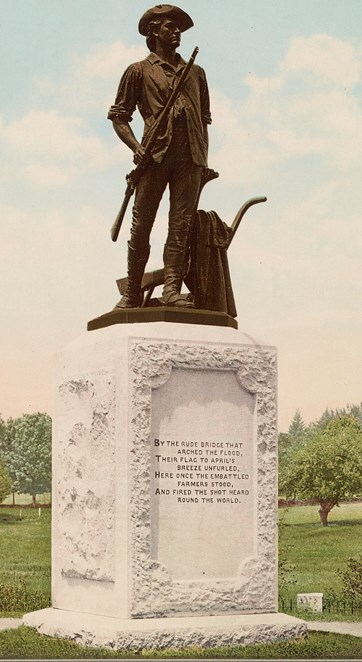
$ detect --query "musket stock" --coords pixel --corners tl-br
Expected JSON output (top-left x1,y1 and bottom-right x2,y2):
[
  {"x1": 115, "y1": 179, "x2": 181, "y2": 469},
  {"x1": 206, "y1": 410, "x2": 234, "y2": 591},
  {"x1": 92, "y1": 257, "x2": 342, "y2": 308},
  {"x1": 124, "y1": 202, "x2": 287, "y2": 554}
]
[{"x1": 110, "y1": 181, "x2": 135, "y2": 242}]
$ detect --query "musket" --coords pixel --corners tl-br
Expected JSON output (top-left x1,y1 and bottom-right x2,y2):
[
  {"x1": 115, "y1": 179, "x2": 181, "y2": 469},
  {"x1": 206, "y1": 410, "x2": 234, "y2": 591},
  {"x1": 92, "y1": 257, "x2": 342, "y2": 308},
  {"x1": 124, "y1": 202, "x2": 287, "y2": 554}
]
[{"x1": 110, "y1": 46, "x2": 199, "y2": 242}]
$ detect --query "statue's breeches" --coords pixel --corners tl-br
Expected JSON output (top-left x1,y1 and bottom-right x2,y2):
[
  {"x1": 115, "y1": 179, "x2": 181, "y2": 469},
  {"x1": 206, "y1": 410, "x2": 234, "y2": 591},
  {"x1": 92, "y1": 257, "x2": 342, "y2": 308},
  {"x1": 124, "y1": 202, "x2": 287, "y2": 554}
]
[{"x1": 130, "y1": 130, "x2": 202, "y2": 254}]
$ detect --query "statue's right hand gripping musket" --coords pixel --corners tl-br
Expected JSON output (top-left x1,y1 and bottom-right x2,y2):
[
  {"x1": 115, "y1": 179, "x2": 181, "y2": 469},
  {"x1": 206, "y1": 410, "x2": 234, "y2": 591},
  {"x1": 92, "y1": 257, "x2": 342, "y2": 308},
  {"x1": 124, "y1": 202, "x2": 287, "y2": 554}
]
[{"x1": 110, "y1": 46, "x2": 199, "y2": 242}]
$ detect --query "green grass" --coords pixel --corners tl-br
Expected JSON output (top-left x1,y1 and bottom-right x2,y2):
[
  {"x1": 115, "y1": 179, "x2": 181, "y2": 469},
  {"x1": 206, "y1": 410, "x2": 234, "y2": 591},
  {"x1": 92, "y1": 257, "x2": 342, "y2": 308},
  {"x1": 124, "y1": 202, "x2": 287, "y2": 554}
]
[
  {"x1": 0, "y1": 626, "x2": 361, "y2": 659},
  {"x1": 0, "y1": 507, "x2": 51, "y2": 613},
  {"x1": 0, "y1": 502, "x2": 361, "y2": 621},
  {"x1": 279, "y1": 502, "x2": 362, "y2": 599},
  {"x1": 0, "y1": 503, "x2": 361, "y2": 658}
]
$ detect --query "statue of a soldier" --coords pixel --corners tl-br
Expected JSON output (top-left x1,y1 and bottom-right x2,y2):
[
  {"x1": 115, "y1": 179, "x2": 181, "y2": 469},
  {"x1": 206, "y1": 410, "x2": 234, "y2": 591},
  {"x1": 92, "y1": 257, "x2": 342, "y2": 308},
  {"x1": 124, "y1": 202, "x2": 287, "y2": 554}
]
[{"x1": 108, "y1": 4, "x2": 211, "y2": 309}]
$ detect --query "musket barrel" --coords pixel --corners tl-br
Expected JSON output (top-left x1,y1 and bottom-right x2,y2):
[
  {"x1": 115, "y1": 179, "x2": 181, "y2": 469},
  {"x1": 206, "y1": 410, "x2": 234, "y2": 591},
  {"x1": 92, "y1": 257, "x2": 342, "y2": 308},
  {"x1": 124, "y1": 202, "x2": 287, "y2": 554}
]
[{"x1": 143, "y1": 46, "x2": 199, "y2": 153}]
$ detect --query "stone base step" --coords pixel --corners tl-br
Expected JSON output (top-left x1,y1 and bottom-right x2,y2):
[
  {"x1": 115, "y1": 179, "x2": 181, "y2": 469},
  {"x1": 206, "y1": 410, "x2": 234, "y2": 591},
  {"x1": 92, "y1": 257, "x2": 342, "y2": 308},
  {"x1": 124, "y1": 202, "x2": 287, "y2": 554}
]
[{"x1": 23, "y1": 608, "x2": 306, "y2": 651}]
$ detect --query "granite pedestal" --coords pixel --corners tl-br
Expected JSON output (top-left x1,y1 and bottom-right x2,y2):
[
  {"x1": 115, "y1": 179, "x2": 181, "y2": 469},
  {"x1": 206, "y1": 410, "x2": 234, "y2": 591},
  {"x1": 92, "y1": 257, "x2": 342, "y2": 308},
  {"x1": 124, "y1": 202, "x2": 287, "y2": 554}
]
[{"x1": 23, "y1": 322, "x2": 306, "y2": 650}]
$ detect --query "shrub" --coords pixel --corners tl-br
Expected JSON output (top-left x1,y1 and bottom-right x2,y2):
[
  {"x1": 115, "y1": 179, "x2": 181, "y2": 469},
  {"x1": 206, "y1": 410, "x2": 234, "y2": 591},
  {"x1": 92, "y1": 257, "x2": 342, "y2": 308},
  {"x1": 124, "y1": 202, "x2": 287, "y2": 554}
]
[{"x1": 339, "y1": 556, "x2": 362, "y2": 606}]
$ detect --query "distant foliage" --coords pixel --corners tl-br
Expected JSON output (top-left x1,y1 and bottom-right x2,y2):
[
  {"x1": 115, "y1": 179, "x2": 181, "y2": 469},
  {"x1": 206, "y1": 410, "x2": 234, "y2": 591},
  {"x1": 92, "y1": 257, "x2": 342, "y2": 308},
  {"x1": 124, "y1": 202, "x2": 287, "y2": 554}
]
[
  {"x1": 279, "y1": 402, "x2": 362, "y2": 491},
  {"x1": 0, "y1": 456, "x2": 12, "y2": 504},
  {"x1": 288, "y1": 409, "x2": 306, "y2": 439},
  {"x1": 339, "y1": 556, "x2": 362, "y2": 606},
  {"x1": 279, "y1": 409, "x2": 309, "y2": 485},
  {"x1": 310, "y1": 402, "x2": 362, "y2": 433},
  {"x1": 3, "y1": 413, "x2": 52, "y2": 506},
  {"x1": 0, "y1": 414, "x2": 7, "y2": 455},
  {"x1": 280, "y1": 416, "x2": 362, "y2": 526}
]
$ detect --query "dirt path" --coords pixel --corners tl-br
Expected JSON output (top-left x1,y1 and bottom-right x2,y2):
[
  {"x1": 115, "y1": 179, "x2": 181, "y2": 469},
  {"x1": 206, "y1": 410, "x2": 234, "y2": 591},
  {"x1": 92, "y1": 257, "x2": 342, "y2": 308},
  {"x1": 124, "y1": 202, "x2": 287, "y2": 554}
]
[
  {"x1": 307, "y1": 621, "x2": 362, "y2": 637},
  {"x1": 0, "y1": 618, "x2": 22, "y2": 631}
]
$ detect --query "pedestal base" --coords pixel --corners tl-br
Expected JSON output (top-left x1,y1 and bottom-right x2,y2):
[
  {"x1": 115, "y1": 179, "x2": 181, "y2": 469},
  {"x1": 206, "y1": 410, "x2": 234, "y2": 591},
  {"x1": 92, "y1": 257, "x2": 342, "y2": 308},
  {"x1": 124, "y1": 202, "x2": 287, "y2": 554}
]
[
  {"x1": 23, "y1": 609, "x2": 307, "y2": 651},
  {"x1": 87, "y1": 306, "x2": 238, "y2": 330}
]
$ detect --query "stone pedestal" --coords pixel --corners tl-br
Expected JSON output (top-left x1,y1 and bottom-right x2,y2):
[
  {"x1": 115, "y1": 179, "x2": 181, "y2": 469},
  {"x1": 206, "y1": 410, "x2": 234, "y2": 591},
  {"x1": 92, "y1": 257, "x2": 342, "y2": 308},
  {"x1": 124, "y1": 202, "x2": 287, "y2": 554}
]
[{"x1": 23, "y1": 322, "x2": 306, "y2": 650}]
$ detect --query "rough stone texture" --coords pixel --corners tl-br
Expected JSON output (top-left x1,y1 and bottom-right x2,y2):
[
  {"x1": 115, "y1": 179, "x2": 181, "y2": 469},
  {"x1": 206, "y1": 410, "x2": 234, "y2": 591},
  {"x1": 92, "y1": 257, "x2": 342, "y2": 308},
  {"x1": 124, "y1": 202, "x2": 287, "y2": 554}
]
[
  {"x1": 43, "y1": 323, "x2": 284, "y2": 629},
  {"x1": 55, "y1": 372, "x2": 116, "y2": 582},
  {"x1": 297, "y1": 593, "x2": 323, "y2": 612},
  {"x1": 24, "y1": 323, "x2": 307, "y2": 648},
  {"x1": 23, "y1": 608, "x2": 307, "y2": 651},
  {"x1": 128, "y1": 338, "x2": 277, "y2": 618}
]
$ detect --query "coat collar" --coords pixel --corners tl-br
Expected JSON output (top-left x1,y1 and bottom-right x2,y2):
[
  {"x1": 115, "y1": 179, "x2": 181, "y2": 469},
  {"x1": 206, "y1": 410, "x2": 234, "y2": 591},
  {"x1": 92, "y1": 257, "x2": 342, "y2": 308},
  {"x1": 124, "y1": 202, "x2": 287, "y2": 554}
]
[{"x1": 147, "y1": 52, "x2": 186, "y2": 72}]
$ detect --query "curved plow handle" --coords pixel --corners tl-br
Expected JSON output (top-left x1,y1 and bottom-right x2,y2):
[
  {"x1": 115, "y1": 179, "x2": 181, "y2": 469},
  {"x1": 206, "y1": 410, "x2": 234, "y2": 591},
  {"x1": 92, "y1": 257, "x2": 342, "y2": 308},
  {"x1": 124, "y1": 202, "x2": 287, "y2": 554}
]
[{"x1": 228, "y1": 196, "x2": 267, "y2": 247}]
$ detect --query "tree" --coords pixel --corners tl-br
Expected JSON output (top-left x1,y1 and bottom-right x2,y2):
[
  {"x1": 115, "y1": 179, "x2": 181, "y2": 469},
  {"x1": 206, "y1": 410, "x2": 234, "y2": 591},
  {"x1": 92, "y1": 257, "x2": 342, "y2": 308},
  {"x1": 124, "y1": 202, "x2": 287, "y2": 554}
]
[
  {"x1": 281, "y1": 416, "x2": 362, "y2": 526},
  {"x1": 310, "y1": 402, "x2": 362, "y2": 433},
  {"x1": 346, "y1": 403, "x2": 362, "y2": 426},
  {"x1": 279, "y1": 410, "x2": 309, "y2": 487},
  {"x1": 288, "y1": 409, "x2": 306, "y2": 441},
  {"x1": 0, "y1": 414, "x2": 7, "y2": 454},
  {"x1": 4, "y1": 413, "x2": 52, "y2": 506},
  {"x1": 0, "y1": 456, "x2": 12, "y2": 503},
  {"x1": 0, "y1": 414, "x2": 16, "y2": 504}
]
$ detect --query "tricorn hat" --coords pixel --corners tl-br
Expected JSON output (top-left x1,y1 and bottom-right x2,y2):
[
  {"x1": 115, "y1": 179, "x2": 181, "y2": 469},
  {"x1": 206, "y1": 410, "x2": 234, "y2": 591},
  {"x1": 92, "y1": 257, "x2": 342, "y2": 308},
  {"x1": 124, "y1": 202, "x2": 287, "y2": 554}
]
[{"x1": 138, "y1": 5, "x2": 194, "y2": 36}]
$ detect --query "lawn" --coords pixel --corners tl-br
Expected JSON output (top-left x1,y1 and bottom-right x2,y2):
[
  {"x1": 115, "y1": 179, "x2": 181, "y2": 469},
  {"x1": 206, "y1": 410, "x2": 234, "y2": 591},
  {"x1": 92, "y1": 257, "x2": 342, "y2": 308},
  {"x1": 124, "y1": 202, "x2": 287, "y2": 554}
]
[
  {"x1": 0, "y1": 507, "x2": 51, "y2": 613},
  {"x1": 279, "y1": 501, "x2": 362, "y2": 602},
  {"x1": 0, "y1": 501, "x2": 361, "y2": 631},
  {"x1": 0, "y1": 502, "x2": 361, "y2": 657},
  {"x1": 1, "y1": 502, "x2": 361, "y2": 615}
]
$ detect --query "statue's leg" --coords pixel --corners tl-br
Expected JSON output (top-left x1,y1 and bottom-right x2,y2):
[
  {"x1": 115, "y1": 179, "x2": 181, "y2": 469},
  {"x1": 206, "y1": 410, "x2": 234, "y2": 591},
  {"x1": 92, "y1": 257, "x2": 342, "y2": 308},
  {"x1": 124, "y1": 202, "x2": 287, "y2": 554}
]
[
  {"x1": 162, "y1": 131, "x2": 202, "y2": 307},
  {"x1": 115, "y1": 162, "x2": 167, "y2": 309},
  {"x1": 114, "y1": 240, "x2": 150, "y2": 309},
  {"x1": 162, "y1": 244, "x2": 194, "y2": 307}
]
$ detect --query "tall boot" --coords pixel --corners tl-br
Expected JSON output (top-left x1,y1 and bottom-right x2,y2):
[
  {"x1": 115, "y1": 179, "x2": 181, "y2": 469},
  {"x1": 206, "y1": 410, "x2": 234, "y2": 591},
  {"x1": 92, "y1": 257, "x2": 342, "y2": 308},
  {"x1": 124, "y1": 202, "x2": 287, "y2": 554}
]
[
  {"x1": 114, "y1": 242, "x2": 150, "y2": 309},
  {"x1": 162, "y1": 245, "x2": 194, "y2": 308}
]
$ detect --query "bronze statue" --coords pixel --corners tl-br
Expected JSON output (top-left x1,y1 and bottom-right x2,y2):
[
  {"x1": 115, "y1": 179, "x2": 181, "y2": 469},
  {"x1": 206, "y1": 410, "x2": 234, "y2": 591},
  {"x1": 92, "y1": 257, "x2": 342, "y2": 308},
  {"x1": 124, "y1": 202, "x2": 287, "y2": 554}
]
[{"x1": 108, "y1": 4, "x2": 211, "y2": 309}]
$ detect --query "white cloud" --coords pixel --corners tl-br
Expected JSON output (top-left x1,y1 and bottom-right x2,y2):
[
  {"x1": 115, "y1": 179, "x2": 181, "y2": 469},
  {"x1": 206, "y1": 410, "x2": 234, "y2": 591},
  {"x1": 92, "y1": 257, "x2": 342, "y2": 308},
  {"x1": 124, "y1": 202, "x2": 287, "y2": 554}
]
[
  {"x1": 289, "y1": 90, "x2": 362, "y2": 169},
  {"x1": 210, "y1": 34, "x2": 362, "y2": 185},
  {"x1": 35, "y1": 40, "x2": 146, "y2": 113},
  {"x1": 4, "y1": 40, "x2": 148, "y2": 190},
  {"x1": 210, "y1": 89, "x2": 275, "y2": 187},
  {"x1": 0, "y1": 201, "x2": 119, "y2": 334},
  {"x1": 280, "y1": 34, "x2": 361, "y2": 88},
  {"x1": 81, "y1": 41, "x2": 146, "y2": 79},
  {"x1": 0, "y1": 110, "x2": 120, "y2": 188},
  {"x1": 2, "y1": 110, "x2": 110, "y2": 164},
  {"x1": 24, "y1": 163, "x2": 70, "y2": 188},
  {"x1": 244, "y1": 74, "x2": 282, "y2": 96},
  {"x1": 22, "y1": 32, "x2": 361, "y2": 194}
]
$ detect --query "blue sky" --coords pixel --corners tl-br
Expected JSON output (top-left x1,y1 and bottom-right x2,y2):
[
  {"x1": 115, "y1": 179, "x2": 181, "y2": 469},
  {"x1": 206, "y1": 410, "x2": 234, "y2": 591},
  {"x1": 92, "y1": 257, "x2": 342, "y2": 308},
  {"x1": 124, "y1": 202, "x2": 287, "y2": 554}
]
[{"x1": 1, "y1": 1, "x2": 361, "y2": 430}]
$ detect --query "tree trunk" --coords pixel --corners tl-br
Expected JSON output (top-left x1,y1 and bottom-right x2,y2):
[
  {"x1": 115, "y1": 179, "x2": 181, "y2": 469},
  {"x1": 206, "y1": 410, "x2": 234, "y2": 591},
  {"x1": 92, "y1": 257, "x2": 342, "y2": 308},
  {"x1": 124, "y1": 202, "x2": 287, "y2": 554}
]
[
  {"x1": 31, "y1": 493, "x2": 37, "y2": 507},
  {"x1": 318, "y1": 499, "x2": 337, "y2": 526},
  {"x1": 12, "y1": 491, "x2": 15, "y2": 506}
]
